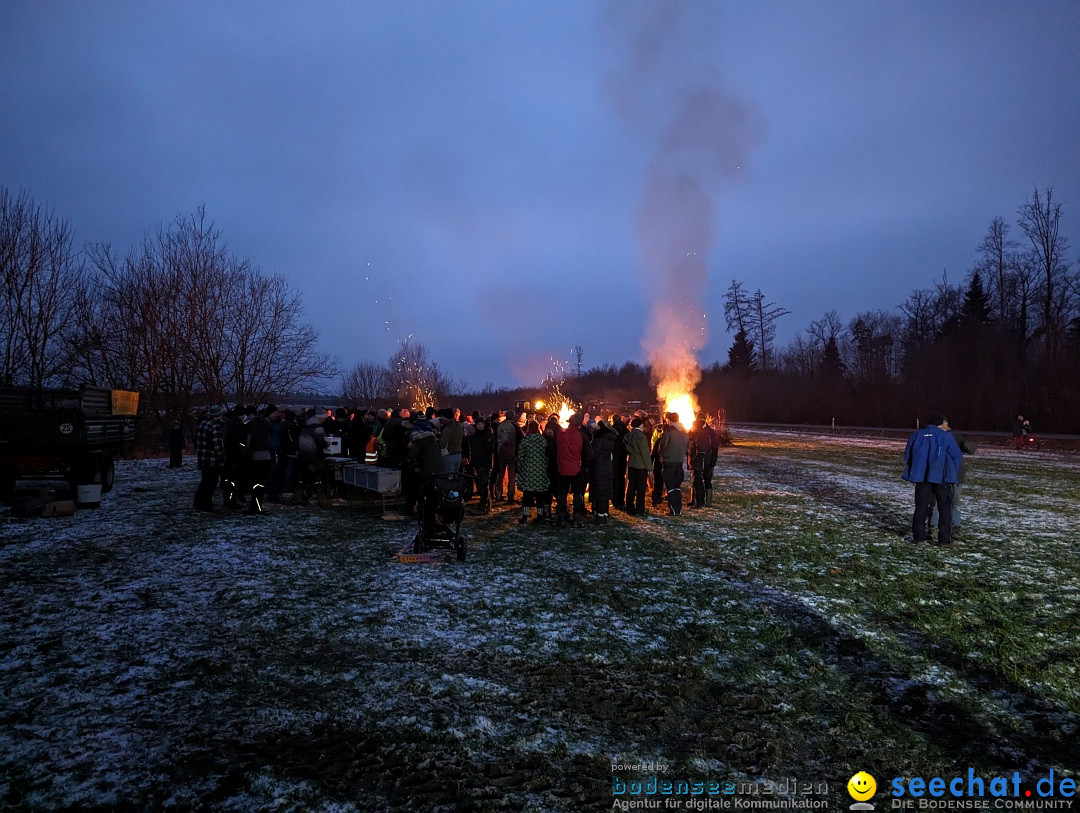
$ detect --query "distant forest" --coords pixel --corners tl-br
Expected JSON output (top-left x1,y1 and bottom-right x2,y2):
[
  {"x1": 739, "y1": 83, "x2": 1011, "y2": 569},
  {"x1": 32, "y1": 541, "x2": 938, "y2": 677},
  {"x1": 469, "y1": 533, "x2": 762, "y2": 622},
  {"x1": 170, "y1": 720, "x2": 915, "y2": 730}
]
[
  {"x1": 3, "y1": 186, "x2": 1077, "y2": 434},
  {"x1": 460, "y1": 186, "x2": 1080, "y2": 434}
]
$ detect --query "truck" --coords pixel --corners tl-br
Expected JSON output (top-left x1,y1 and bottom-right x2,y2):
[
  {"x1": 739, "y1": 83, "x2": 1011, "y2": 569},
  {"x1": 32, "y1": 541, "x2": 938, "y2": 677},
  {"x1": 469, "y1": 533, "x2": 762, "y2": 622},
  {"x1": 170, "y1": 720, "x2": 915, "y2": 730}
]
[{"x1": 0, "y1": 384, "x2": 140, "y2": 498}]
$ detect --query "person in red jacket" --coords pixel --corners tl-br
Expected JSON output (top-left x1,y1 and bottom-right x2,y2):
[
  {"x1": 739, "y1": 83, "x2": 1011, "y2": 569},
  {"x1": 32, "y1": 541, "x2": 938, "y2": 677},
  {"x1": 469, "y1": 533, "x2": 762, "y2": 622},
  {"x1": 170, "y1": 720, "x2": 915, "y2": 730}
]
[{"x1": 554, "y1": 412, "x2": 589, "y2": 526}]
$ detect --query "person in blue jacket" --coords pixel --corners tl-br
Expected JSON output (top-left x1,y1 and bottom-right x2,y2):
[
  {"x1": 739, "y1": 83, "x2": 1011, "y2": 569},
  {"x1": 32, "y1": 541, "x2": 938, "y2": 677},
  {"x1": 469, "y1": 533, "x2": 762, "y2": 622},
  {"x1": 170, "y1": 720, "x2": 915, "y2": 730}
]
[{"x1": 902, "y1": 411, "x2": 963, "y2": 545}]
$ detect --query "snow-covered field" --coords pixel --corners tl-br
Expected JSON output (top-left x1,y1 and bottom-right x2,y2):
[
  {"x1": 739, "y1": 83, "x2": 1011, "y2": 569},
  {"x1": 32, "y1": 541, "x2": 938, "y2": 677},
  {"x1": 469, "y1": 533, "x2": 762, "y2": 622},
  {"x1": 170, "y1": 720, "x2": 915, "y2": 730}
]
[{"x1": 2, "y1": 429, "x2": 1078, "y2": 811}]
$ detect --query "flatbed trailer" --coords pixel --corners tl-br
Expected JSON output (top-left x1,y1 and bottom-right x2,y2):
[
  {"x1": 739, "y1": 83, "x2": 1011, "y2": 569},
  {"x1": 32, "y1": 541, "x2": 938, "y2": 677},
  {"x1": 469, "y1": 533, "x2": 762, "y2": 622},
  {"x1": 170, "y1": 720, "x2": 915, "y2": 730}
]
[{"x1": 0, "y1": 384, "x2": 139, "y2": 496}]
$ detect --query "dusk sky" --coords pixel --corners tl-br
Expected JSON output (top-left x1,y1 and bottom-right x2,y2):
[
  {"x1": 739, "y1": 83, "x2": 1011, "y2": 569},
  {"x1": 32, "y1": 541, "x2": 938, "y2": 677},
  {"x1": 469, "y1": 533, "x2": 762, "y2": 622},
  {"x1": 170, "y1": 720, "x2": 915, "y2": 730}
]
[{"x1": 2, "y1": 1, "x2": 1078, "y2": 392}]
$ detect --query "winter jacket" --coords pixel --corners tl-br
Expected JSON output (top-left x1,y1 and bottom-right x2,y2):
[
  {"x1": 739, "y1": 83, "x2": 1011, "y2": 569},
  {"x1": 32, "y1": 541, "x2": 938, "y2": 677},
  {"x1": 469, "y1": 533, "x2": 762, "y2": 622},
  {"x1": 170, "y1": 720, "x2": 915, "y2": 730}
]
[
  {"x1": 556, "y1": 423, "x2": 584, "y2": 476},
  {"x1": 439, "y1": 419, "x2": 464, "y2": 455},
  {"x1": 516, "y1": 433, "x2": 551, "y2": 492},
  {"x1": 613, "y1": 418, "x2": 630, "y2": 462},
  {"x1": 195, "y1": 418, "x2": 224, "y2": 469},
  {"x1": 406, "y1": 428, "x2": 442, "y2": 482},
  {"x1": 688, "y1": 426, "x2": 715, "y2": 471},
  {"x1": 902, "y1": 425, "x2": 962, "y2": 484},
  {"x1": 349, "y1": 418, "x2": 374, "y2": 461},
  {"x1": 495, "y1": 419, "x2": 520, "y2": 463},
  {"x1": 268, "y1": 419, "x2": 283, "y2": 453},
  {"x1": 280, "y1": 418, "x2": 300, "y2": 457},
  {"x1": 298, "y1": 421, "x2": 328, "y2": 462},
  {"x1": 588, "y1": 427, "x2": 615, "y2": 501},
  {"x1": 544, "y1": 424, "x2": 561, "y2": 482},
  {"x1": 701, "y1": 424, "x2": 719, "y2": 467},
  {"x1": 381, "y1": 416, "x2": 407, "y2": 467},
  {"x1": 223, "y1": 417, "x2": 247, "y2": 468},
  {"x1": 625, "y1": 427, "x2": 652, "y2": 470},
  {"x1": 245, "y1": 416, "x2": 273, "y2": 462},
  {"x1": 658, "y1": 424, "x2": 689, "y2": 465},
  {"x1": 467, "y1": 425, "x2": 495, "y2": 471}
]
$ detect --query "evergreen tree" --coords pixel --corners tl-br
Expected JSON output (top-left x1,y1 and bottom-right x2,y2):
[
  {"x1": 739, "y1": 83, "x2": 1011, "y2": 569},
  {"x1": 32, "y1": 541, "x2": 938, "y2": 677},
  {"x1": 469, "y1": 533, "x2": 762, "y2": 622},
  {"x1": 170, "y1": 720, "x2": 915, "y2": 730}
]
[
  {"x1": 961, "y1": 272, "x2": 992, "y2": 324},
  {"x1": 818, "y1": 335, "x2": 846, "y2": 382},
  {"x1": 726, "y1": 330, "x2": 755, "y2": 375}
]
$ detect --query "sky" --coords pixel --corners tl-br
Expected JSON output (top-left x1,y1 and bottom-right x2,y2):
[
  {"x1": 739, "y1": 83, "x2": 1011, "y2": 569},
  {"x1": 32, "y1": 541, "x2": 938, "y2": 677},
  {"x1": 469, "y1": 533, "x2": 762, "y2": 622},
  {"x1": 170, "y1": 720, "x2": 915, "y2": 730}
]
[{"x1": 2, "y1": 0, "x2": 1078, "y2": 392}]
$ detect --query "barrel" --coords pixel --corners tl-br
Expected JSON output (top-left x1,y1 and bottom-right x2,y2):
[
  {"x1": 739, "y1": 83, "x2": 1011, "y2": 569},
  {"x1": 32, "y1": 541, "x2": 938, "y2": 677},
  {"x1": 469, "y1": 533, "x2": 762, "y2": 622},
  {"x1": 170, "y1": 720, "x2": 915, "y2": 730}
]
[{"x1": 76, "y1": 483, "x2": 102, "y2": 508}]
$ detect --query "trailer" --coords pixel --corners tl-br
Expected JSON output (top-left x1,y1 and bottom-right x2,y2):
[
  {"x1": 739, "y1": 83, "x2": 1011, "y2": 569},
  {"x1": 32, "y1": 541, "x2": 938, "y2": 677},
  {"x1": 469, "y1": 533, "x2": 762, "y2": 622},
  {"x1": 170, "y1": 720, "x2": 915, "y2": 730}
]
[{"x1": 0, "y1": 384, "x2": 139, "y2": 498}]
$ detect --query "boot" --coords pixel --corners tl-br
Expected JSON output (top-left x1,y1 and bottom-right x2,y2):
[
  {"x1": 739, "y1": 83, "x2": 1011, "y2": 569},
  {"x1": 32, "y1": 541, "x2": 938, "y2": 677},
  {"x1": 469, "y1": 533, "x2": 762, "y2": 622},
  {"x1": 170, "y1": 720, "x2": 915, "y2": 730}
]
[
  {"x1": 705, "y1": 488, "x2": 713, "y2": 506},
  {"x1": 519, "y1": 507, "x2": 528, "y2": 525},
  {"x1": 291, "y1": 486, "x2": 306, "y2": 505}
]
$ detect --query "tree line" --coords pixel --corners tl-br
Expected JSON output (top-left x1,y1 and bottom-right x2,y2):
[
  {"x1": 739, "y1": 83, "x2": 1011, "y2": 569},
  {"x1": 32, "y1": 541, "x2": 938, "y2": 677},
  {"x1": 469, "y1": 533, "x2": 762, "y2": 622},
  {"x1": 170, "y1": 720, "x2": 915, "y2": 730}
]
[
  {"x1": 0, "y1": 188, "x2": 459, "y2": 437},
  {"x1": 481, "y1": 187, "x2": 1079, "y2": 433},
  {"x1": 751, "y1": 186, "x2": 1078, "y2": 432},
  {"x1": 0, "y1": 190, "x2": 334, "y2": 438},
  {"x1": 4, "y1": 184, "x2": 1076, "y2": 435}
]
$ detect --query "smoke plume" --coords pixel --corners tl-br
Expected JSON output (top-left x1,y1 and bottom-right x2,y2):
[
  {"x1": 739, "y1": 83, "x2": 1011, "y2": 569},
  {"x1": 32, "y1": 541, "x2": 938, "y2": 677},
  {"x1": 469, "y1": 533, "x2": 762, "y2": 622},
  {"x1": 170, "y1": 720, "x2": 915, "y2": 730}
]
[{"x1": 604, "y1": 0, "x2": 766, "y2": 412}]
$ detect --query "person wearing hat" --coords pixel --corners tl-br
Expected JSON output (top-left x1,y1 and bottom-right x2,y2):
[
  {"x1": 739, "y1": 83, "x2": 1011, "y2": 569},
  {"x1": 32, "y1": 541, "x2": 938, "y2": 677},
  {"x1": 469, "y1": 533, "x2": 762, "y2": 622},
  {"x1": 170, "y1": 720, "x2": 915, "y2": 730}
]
[
  {"x1": 193, "y1": 405, "x2": 226, "y2": 512},
  {"x1": 902, "y1": 411, "x2": 963, "y2": 545}
]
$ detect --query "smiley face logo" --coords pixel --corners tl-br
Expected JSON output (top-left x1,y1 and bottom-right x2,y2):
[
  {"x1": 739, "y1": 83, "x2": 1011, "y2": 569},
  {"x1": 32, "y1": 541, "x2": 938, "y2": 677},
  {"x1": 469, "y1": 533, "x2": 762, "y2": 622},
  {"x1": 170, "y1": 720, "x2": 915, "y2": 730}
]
[{"x1": 848, "y1": 772, "x2": 876, "y2": 801}]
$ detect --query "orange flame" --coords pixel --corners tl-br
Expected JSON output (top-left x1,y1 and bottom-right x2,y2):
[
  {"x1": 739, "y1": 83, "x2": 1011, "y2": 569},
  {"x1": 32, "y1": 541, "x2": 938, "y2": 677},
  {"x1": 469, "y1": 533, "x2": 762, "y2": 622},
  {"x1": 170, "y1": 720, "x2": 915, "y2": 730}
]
[
  {"x1": 662, "y1": 392, "x2": 698, "y2": 431},
  {"x1": 557, "y1": 402, "x2": 574, "y2": 428}
]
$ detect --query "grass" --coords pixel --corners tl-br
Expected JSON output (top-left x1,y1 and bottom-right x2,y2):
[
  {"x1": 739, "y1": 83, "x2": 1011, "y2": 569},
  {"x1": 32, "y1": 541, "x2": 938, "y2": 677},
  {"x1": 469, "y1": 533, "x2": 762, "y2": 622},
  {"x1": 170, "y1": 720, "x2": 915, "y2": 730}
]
[{"x1": 1, "y1": 427, "x2": 1078, "y2": 811}]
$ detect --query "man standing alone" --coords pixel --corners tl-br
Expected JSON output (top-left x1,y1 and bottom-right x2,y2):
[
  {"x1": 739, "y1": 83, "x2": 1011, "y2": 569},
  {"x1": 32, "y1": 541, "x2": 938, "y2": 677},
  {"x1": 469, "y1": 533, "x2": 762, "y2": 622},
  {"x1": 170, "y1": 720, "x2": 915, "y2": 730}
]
[{"x1": 902, "y1": 411, "x2": 962, "y2": 545}]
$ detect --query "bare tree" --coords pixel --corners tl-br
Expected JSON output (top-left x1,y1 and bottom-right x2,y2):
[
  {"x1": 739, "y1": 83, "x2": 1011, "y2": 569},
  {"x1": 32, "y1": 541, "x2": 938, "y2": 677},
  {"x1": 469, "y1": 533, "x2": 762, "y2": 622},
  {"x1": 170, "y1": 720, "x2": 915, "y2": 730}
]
[
  {"x1": 722, "y1": 279, "x2": 751, "y2": 336},
  {"x1": 807, "y1": 310, "x2": 845, "y2": 349},
  {"x1": 72, "y1": 207, "x2": 334, "y2": 428},
  {"x1": 1018, "y1": 186, "x2": 1074, "y2": 360},
  {"x1": 976, "y1": 216, "x2": 1022, "y2": 328},
  {"x1": 899, "y1": 287, "x2": 941, "y2": 357},
  {"x1": 847, "y1": 310, "x2": 904, "y2": 386},
  {"x1": 224, "y1": 271, "x2": 334, "y2": 403},
  {"x1": 341, "y1": 361, "x2": 392, "y2": 406},
  {"x1": 749, "y1": 289, "x2": 789, "y2": 370},
  {"x1": 0, "y1": 188, "x2": 79, "y2": 387},
  {"x1": 781, "y1": 310, "x2": 845, "y2": 380},
  {"x1": 777, "y1": 333, "x2": 818, "y2": 379}
]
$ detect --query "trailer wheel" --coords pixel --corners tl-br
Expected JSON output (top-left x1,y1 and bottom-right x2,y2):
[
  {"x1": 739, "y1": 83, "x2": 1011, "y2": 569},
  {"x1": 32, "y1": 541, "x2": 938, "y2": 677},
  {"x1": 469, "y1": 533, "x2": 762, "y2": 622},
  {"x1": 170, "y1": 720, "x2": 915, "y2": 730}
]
[{"x1": 100, "y1": 455, "x2": 115, "y2": 494}]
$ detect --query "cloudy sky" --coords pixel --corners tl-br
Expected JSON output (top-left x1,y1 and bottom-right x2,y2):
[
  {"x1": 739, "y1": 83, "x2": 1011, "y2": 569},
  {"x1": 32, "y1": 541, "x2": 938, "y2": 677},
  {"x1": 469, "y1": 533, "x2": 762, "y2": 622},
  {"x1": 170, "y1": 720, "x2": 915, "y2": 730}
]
[{"x1": 2, "y1": 0, "x2": 1078, "y2": 391}]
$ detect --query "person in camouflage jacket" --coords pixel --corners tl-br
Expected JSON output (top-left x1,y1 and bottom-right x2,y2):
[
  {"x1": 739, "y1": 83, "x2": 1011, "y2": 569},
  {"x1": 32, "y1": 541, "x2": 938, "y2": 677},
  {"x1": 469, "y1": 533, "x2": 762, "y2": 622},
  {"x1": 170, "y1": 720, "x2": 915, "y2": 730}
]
[{"x1": 516, "y1": 419, "x2": 552, "y2": 524}]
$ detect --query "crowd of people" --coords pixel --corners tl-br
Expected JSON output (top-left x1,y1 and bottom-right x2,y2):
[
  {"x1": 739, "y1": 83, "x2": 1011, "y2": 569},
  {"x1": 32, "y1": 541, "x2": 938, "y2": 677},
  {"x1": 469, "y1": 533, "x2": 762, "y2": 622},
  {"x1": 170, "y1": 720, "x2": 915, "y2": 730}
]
[
  {"x1": 181, "y1": 399, "x2": 1017, "y2": 556},
  {"x1": 187, "y1": 402, "x2": 728, "y2": 522}
]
